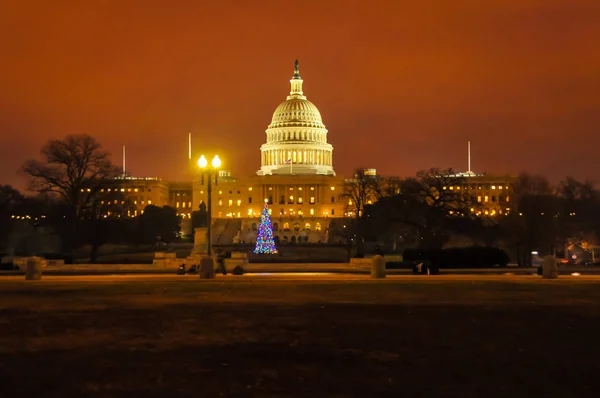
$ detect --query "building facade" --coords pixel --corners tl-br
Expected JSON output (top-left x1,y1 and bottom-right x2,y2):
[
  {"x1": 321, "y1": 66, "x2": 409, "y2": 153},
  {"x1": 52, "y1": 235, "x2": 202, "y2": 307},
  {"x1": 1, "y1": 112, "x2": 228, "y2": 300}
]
[{"x1": 101, "y1": 61, "x2": 517, "y2": 244}]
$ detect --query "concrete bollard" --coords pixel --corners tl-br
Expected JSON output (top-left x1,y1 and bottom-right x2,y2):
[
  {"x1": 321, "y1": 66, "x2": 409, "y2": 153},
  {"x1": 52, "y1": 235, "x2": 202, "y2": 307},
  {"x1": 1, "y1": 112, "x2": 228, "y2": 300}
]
[
  {"x1": 199, "y1": 256, "x2": 215, "y2": 279},
  {"x1": 25, "y1": 257, "x2": 43, "y2": 281},
  {"x1": 371, "y1": 255, "x2": 386, "y2": 279},
  {"x1": 542, "y1": 255, "x2": 558, "y2": 279}
]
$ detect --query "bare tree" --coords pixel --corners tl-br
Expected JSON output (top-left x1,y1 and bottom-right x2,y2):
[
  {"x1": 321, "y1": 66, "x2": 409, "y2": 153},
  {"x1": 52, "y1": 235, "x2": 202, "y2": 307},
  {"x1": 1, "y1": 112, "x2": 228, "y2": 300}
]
[
  {"x1": 342, "y1": 168, "x2": 383, "y2": 256},
  {"x1": 392, "y1": 168, "x2": 477, "y2": 248},
  {"x1": 22, "y1": 134, "x2": 120, "y2": 255}
]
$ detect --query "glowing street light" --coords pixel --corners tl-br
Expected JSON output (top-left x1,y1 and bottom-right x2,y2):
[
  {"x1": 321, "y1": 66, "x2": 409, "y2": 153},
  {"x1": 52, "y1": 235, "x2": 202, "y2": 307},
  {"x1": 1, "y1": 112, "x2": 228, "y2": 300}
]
[{"x1": 198, "y1": 154, "x2": 221, "y2": 256}]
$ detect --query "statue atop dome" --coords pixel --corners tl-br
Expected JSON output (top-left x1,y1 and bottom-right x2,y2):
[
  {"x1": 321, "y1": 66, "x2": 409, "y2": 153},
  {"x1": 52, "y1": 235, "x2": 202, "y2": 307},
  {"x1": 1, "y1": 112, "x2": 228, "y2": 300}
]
[{"x1": 293, "y1": 59, "x2": 301, "y2": 79}]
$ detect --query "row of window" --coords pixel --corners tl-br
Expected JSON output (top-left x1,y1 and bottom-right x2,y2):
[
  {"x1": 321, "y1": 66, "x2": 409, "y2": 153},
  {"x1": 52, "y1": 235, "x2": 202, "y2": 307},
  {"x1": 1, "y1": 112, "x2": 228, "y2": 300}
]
[
  {"x1": 217, "y1": 196, "x2": 321, "y2": 206},
  {"x1": 477, "y1": 195, "x2": 510, "y2": 203},
  {"x1": 250, "y1": 222, "x2": 323, "y2": 231},
  {"x1": 100, "y1": 200, "x2": 152, "y2": 205},
  {"x1": 445, "y1": 185, "x2": 509, "y2": 191},
  {"x1": 218, "y1": 208, "x2": 336, "y2": 217}
]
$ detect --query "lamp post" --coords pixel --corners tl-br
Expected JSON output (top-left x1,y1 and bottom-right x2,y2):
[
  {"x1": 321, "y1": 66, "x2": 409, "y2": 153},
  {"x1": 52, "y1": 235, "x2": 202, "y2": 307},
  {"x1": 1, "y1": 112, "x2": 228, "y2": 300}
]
[{"x1": 198, "y1": 154, "x2": 221, "y2": 256}]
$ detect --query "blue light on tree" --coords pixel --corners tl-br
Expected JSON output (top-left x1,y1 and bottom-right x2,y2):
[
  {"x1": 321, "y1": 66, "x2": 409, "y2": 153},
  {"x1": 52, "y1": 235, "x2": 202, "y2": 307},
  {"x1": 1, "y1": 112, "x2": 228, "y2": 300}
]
[{"x1": 254, "y1": 202, "x2": 278, "y2": 254}]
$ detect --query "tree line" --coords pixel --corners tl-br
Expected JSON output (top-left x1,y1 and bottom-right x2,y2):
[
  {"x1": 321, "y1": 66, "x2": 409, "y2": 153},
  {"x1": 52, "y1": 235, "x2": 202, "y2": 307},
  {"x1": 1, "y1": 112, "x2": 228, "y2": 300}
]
[
  {"x1": 0, "y1": 135, "x2": 181, "y2": 262},
  {"x1": 341, "y1": 168, "x2": 600, "y2": 265}
]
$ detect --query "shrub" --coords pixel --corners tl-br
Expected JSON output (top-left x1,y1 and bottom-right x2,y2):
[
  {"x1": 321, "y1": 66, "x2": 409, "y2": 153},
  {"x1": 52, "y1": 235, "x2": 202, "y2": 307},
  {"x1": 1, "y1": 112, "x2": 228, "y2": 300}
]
[
  {"x1": 232, "y1": 265, "x2": 245, "y2": 275},
  {"x1": 403, "y1": 247, "x2": 509, "y2": 268}
]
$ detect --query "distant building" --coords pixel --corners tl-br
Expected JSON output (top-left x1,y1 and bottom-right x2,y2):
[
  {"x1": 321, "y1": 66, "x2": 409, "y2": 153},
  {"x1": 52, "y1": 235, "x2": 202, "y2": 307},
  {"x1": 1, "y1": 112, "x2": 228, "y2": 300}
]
[
  {"x1": 98, "y1": 61, "x2": 517, "y2": 244},
  {"x1": 452, "y1": 172, "x2": 516, "y2": 216}
]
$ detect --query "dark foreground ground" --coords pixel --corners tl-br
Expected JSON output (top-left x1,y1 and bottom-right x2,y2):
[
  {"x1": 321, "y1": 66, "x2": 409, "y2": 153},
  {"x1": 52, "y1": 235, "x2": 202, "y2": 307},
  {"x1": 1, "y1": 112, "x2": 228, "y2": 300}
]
[{"x1": 1, "y1": 276, "x2": 600, "y2": 397}]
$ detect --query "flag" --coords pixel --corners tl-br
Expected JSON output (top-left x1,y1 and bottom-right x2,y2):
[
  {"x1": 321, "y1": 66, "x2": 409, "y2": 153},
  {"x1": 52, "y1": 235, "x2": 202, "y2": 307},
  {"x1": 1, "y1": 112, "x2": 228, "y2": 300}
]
[{"x1": 285, "y1": 158, "x2": 292, "y2": 164}]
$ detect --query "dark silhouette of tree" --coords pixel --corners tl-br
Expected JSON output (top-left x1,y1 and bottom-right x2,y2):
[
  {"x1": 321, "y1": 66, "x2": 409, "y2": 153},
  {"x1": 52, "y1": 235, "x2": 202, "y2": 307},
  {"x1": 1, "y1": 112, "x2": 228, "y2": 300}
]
[
  {"x1": 136, "y1": 205, "x2": 181, "y2": 245},
  {"x1": 364, "y1": 168, "x2": 480, "y2": 249},
  {"x1": 342, "y1": 168, "x2": 383, "y2": 257},
  {"x1": 0, "y1": 185, "x2": 24, "y2": 251},
  {"x1": 21, "y1": 134, "x2": 120, "y2": 256}
]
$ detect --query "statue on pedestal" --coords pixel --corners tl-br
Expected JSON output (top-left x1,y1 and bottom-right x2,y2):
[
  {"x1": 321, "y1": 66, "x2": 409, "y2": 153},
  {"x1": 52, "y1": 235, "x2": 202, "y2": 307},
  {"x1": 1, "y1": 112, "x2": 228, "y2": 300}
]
[{"x1": 193, "y1": 202, "x2": 208, "y2": 228}]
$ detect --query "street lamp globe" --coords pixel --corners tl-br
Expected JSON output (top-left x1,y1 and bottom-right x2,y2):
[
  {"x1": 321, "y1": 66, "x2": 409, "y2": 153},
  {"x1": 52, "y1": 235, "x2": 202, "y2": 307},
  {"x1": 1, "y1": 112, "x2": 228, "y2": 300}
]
[
  {"x1": 212, "y1": 155, "x2": 221, "y2": 169},
  {"x1": 198, "y1": 155, "x2": 208, "y2": 169}
]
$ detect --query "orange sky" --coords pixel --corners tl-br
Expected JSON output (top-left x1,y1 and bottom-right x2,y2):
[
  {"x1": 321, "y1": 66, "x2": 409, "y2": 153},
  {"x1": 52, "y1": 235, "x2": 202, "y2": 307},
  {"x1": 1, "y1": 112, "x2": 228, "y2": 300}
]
[{"x1": 1, "y1": 0, "x2": 599, "y2": 189}]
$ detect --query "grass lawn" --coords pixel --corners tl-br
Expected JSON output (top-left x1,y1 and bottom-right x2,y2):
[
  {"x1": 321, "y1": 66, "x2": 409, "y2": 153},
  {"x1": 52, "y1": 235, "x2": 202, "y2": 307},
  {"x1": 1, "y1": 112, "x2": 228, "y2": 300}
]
[{"x1": 1, "y1": 277, "x2": 599, "y2": 397}]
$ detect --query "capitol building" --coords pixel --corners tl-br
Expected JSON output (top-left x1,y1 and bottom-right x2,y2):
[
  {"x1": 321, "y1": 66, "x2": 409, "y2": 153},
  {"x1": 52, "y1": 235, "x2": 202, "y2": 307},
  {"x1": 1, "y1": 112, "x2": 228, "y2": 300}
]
[
  {"x1": 106, "y1": 60, "x2": 516, "y2": 245},
  {"x1": 111, "y1": 61, "x2": 349, "y2": 244}
]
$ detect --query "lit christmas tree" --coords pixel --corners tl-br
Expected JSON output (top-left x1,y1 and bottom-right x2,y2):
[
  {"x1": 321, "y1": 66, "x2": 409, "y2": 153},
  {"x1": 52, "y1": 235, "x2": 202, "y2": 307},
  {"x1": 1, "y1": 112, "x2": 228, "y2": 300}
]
[{"x1": 254, "y1": 202, "x2": 278, "y2": 254}]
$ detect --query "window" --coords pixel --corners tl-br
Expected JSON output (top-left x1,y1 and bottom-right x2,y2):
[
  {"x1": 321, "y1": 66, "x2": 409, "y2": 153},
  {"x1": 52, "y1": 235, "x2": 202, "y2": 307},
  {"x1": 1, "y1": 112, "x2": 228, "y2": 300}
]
[
  {"x1": 229, "y1": 190, "x2": 232, "y2": 194},
  {"x1": 348, "y1": 199, "x2": 353, "y2": 206},
  {"x1": 310, "y1": 187, "x2": 315, "y2": 190},
  {"x1": 228, "y1": 199, "x2": 233, "y2": 206},
  {"x1": 499, "y1": 196, "x2": 505, "y2": 202},
  {"x1": 268, "y1": 196, "x2": 273, "y2": 204},
  {"x1": 188, "y1": 202, "x2": 191, "y2": 207},
  {"x1": 484, "y1": 196, "x2": 489, "y2": 203},
  {"x1": 297, "y1": 197, "x2": 303, "y2": 204},
  {"x1": 305, "y1": 222, "x2": 311, "y2": 230},
  {"x1": 273, "y1": 223, "x2": 279, "y2": 231},
  {"x1": 331, "y1": 196, "x2": 335, "y2": 203},
  {"x1": 280, "y1": 195, "x2": 285, "y2": 204},
  {"x1": 316, "y1": 222, "x2": 322, "y2": 231},
  {"x1": 310, "y1": 197, "x2": 315, "y2": 204},
  {"x1": 310, "y1": 209, "x2": 314, "y2": 215},
  {"x1": 288, "y1": 195, "x2": 294, "y2": 204},
  {"x1": 492, "y1": 196, "x2": 496, "y2": 202},
  {"x1": 294, "y1": 223, "x2": 300, "y2": 231},
  {"x1": 176, "y1": 202, "x2": 180, "y2": 208},
  {"x1": 251, "y1": 223, "x2": 257, "y2": 231},
  {"x1": 237, "y1": 190, "x2": 240, "y2": 194},
  {"x1": 248, "y1": 187, "x2": 253, "y2": 191},
  {"x1": 182, "y1": 202, "x2": 186, "y2": 208},
  {"x1": 248, "y1": 197, "x2": 252, "y2": 204},
  {"x1": 330, "y1": 186, "x2": 335, "y2": 191},
  {"x1": 237, "y1": 200, "x2": 241, "y2": 206},
  {"x1": 283, "y1": 222, "x2": 290, "y2": 230},
  {"x1": 147, "y1": 200, "x2": 152, "y2": 205},
  {"x1": 477, "y1": 196, "x2": 482, "y2": 203},
  {"x1": 331, "y1": 209, "x2": 335, "y2": 215},
  {"x1": 218, "y1": 199, "x2": 223, "y2": 206}
]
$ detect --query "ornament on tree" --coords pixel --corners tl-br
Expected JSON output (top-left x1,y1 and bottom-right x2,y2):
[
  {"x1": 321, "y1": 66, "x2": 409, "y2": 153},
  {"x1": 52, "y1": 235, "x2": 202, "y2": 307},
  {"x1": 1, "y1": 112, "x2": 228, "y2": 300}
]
[{"x1": 254, "y1": 202, "x2": 278, "y2": 254}]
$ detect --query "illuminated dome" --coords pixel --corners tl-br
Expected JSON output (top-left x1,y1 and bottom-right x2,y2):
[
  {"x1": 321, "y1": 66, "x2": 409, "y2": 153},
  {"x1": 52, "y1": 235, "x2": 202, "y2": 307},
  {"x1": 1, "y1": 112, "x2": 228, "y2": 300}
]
[
  {"x1": 269, "y1": 99, "x2": 325, "y2": 129},
  {"x1": 258, "y1": 60, "x2": 335, "y2": 176}
]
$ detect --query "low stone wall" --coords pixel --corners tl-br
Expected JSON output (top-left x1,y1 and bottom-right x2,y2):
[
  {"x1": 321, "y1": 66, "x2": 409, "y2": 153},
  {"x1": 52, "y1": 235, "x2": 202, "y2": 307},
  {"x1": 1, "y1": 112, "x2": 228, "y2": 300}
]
[
  {"x1": 349, "y1": 258, "x2": 372, "y2": 269},
  {"x1": 153, "y1": 252, "x2": 178, "y2": 268}
]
